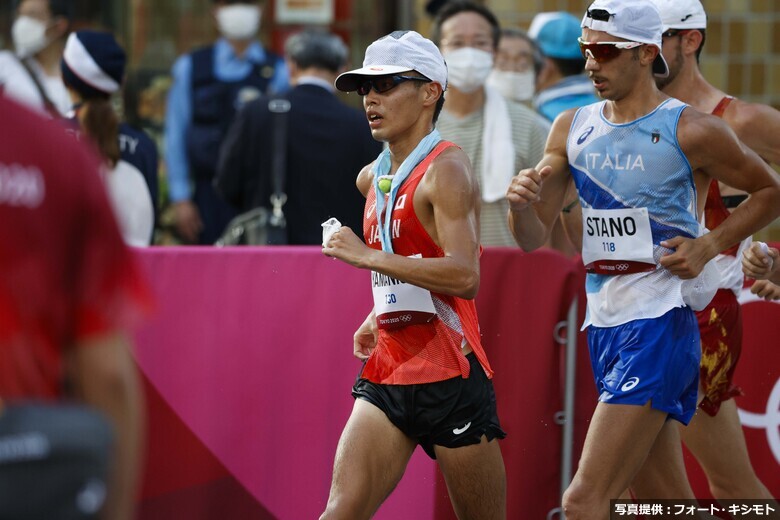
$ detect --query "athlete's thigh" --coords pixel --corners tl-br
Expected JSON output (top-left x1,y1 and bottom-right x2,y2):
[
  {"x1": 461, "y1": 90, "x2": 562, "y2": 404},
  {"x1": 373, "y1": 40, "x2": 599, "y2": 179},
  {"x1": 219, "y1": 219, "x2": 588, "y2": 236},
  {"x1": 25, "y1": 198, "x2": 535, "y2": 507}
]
[
  {"x1": 574, "y1": 401, "x2": 667, "y2": 500},
  {"x1": 325, "y1": 398, "x2": 417, "y2": 519},
  {"x1": 434, "y1": 436, "x2": 506, "y2": 520},
  {"x1": 679, "y1": 399, "x2": 773, "y2": 501},
  {"x1": 630, "y1": 419, "x2": 696, "y2": 499},
  {"x1": 681, "y1": 401, "x2": 751, "y2": 477}
]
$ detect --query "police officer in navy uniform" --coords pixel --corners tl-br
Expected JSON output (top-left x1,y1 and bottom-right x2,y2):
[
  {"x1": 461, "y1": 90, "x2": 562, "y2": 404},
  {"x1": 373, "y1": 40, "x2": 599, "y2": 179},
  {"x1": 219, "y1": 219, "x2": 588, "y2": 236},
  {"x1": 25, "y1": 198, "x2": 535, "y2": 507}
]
[
  {"x1": 164, "y1": 0, "x2": 289, "y2": 244},
  {"x1": 215, "y1": 29, "x2": 382, "y2": 245}
]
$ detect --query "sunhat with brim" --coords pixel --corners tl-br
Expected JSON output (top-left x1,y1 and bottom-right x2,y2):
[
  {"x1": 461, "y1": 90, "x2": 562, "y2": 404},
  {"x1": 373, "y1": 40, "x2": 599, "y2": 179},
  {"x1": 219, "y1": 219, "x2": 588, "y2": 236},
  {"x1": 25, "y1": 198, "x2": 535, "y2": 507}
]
[{"x1": 335, "y1": 30, "x2": 447, "y2": 92}]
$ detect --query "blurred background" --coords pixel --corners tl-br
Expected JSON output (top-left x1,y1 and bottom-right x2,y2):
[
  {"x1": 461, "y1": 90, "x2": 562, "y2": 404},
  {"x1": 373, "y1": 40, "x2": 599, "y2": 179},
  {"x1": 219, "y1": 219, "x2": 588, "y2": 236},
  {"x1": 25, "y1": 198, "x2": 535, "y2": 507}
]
[{"x1": 1, "y1": 0, "x2": 778, "y2": 241}]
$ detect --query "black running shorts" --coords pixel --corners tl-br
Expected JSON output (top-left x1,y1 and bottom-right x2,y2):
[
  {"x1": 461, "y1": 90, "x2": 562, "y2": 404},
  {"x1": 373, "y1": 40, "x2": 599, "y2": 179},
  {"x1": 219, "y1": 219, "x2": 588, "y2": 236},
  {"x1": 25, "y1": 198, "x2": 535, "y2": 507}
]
[{"x1": 352, "y1": 353, "x2": 506, "y2": 459}]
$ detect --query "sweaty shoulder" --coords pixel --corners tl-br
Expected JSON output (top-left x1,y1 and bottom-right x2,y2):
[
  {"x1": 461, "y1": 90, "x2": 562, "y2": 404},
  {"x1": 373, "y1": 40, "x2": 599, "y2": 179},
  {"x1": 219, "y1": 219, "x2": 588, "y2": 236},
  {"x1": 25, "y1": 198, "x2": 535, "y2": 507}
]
[
  {"x1": 722, "y1": 99, "x2": 780, "y2": 163},
  {"x1": 552, "y1": 107, "x2": 578, "y2": 133},
  {"x1": 357, "y1": 160, "x2": 376, "y2": 197},
  {"x1": 678, "y1": 106, "x2": 733, "y2": 145},
  {"x1": 677, "y1": 106, "x2": 741, "y2": 170},
  {"x1": 547, "y1": 108, "x2": 578, "y2": 150},
  {"x1": 422, "y1": 145, "x2": 475, "y2": 193}
]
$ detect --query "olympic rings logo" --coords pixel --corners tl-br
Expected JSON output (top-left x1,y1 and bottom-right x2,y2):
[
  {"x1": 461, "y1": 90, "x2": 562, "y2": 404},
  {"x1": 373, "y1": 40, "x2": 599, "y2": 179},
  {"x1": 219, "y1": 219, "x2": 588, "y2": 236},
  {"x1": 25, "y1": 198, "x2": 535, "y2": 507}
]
[
  {"x1": 400, "y1": 314, "x2": 412, "y2": 322},
  {"x1": 738, "y1": 376, "x2": 780, "y2": 465},
  {"x1": 616, "y1": 263, "x2": 629, "y2": 272}
]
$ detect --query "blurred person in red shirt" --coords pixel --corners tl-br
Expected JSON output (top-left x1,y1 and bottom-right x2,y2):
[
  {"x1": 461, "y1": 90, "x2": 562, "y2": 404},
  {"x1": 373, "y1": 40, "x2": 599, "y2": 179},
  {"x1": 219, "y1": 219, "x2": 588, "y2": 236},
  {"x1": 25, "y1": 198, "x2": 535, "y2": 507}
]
[{"x1": 0, "y1": 96, "x2": 152, "y2": 520}]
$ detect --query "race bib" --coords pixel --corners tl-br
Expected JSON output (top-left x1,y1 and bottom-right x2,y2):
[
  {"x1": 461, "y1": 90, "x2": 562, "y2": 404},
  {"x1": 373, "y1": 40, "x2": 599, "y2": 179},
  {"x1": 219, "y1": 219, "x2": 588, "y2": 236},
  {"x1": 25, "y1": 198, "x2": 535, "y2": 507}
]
[
  {"x1": 581, "y1": 207, "x2": 656, "y2": 275},
  {"x1": 371, "y1": 255, "x2": 436, "y2": 330}
]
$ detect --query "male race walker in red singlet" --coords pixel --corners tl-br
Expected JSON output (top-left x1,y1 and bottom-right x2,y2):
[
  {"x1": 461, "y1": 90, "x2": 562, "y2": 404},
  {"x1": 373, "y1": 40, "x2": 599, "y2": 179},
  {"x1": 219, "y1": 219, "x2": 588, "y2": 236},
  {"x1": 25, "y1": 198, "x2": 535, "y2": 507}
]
[{"x1": 321, "y1": 30, "x2": 506, "y2": 519}]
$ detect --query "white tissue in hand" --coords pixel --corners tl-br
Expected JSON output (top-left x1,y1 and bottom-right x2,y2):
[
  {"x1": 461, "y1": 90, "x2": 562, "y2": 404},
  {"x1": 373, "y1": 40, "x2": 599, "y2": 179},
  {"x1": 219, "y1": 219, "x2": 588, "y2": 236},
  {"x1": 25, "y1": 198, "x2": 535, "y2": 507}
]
[
  {"x1": 321, "y1": 217, "x2": 342, "y2": 247},
  {"x1": 756, "y1": 241, "x2": 774, "y2": 270}
]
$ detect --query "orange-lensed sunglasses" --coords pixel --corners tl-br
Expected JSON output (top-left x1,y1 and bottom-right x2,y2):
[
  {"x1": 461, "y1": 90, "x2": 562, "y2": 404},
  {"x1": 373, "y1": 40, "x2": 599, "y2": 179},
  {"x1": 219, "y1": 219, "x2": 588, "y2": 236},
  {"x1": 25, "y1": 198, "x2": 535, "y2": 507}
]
[{"x1": 577, "y1": 38, "x2": 643, "y2": 63}]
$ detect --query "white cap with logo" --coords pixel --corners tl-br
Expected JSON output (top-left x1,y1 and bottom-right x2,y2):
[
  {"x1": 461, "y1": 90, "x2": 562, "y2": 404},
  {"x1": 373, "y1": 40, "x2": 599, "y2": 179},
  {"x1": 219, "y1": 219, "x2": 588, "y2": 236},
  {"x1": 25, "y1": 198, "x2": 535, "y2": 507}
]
[
  {"x1": 650, "y1": 0, "x2": 707, "y2": 31},
  {"x1": 335, "y1": 30, "x2": 447, "y2": 92},
  {"x1": 581, "y1": 0, "x2": 669, "y2": 77}
]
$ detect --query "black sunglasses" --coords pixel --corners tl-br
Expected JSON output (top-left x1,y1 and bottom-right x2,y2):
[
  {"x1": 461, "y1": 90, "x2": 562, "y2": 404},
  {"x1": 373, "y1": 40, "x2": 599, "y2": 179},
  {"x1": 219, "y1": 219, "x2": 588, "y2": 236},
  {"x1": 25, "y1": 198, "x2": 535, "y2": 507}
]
[{"x1": 356, "y1": 75, "x2": 431, "y2": 96}]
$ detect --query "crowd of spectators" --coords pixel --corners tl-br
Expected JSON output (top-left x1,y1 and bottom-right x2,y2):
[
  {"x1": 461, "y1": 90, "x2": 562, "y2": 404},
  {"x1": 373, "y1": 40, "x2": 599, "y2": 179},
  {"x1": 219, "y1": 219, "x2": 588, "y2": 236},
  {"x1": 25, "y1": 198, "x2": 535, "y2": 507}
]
[{"x1": 1, "y1": 0, "x2": 604, "y2": 253}]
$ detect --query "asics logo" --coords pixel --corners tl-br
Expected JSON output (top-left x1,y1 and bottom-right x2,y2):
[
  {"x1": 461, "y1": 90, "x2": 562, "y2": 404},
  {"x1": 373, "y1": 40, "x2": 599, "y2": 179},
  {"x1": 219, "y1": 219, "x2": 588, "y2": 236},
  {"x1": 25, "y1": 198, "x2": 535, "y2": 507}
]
[
  {"x1": 577, "y1": 126, "x2": 595, "y2": 145},
  {"x1": 453, "y1": 422, "x2": 472, "y2": 435},
  {"x1": 621, "y1": 377, "x2": 640, "y2": 391}
]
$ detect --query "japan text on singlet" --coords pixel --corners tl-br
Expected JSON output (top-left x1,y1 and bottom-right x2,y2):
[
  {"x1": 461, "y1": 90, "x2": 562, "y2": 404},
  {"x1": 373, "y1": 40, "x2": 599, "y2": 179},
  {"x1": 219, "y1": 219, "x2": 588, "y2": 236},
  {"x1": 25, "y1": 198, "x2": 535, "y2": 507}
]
[
  {"x1": 567, "y1": 98, "x2": 718, "y2": 328},
  {"x1": 362, "y1": 141, "x2": 493, "y2": 385}
]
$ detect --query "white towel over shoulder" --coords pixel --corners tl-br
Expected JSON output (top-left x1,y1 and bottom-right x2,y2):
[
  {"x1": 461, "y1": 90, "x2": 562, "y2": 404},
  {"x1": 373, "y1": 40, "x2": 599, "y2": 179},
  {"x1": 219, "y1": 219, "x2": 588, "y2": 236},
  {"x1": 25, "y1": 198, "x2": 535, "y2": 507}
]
[{"x1": 480, "y1": 85, "x2": 516, "y2": 203}]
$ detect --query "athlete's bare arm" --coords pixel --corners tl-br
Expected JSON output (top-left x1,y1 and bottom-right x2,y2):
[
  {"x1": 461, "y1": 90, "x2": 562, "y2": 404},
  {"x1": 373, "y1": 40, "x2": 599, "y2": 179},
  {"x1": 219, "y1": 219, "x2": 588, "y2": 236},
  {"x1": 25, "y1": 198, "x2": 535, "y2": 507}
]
[
  {"x1": 726, "y1": 101, "x2": 780, "y2": 166},
  {"x1": 507, "y1": 109, "x2": 575, "y2": 251},
  {"x1": 710, "y1": 101, "x2": 780, "y2": 200},
  {"x1": 659, "y1": 110, "x2": 780, "y2": 279},
  {"x1": 356, "y1": 162, "x2": 375, "y2": 198},
  {"x1": 352, "y1": 308, "x2": 378, "y2": 361},
  {"x1": 324, "y1": 147, "x2": 481, "y2": 299}
]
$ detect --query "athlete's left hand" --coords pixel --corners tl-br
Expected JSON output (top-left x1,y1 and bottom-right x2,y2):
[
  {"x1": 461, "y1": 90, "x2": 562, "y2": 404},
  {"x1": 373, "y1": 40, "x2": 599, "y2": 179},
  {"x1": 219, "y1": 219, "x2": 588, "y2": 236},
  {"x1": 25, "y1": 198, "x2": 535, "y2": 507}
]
[
  {"x1": 742, "y1": 241, "x2": 779, "y2": 280},
  {"x1": 659, "y1": 235, "x2": 715, "y2": 279},
  {"x1": 750, "y1": 279, "x2": 780, "y2": 301},
  {"x1": 323, "y1": 226, "x2": 372, "y2": 268}
]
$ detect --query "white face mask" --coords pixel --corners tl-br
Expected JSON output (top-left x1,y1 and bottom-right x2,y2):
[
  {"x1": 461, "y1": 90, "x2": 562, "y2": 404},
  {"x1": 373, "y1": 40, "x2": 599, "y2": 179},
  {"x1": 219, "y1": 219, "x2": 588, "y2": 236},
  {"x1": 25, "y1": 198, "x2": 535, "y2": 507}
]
[
  {"x1": 216, "y1": 4, "x2": 261, "y2": 41},
  {"x1": 12, "y1": 15, "x2": 50, "y2": 59},
  {"x1": 486, "y1": 69, "x2": 536, "y2": 102},
  {"x1": 443, "y1": 47, "x2": 494, "y2": 94}
]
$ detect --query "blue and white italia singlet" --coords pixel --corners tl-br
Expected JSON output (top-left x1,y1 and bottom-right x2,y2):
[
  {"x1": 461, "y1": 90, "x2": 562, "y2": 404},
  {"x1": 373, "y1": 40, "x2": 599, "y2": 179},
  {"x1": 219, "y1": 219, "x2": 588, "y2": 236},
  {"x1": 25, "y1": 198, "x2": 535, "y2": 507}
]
[{"x1": 567, "y1": 98, "x2": 718, "y2": 328}]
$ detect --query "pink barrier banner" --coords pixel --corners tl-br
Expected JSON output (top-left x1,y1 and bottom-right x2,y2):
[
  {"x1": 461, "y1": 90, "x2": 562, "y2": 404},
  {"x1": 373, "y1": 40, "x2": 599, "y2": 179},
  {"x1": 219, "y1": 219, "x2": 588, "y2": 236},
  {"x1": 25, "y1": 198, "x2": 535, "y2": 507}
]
[
  {"x1": 434, "y1": 248, "x2": 583, "y2": 520},
  {"x1": 132, "y1": 247, "x2": 581, "y2": 519},
  {"x1": 131, "y1": 246, "x2": 778, "y2": 518},
  {"x1": 134, "y1": 247, "x2": 434, "y2": 519}
]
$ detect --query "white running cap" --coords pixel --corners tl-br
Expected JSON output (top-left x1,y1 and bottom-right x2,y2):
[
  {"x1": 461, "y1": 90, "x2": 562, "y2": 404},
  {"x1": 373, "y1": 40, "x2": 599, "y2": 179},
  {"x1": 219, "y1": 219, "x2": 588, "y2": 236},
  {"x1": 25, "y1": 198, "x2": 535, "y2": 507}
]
[
  {"x1": 649, "y1": 0, "x2": 707, "y2": 31},
  {"x1": 581, "y1": 0, "x2": 669, "y2": 77},
  {"x1": 335, "y1": 30, "x2": 447, "y2": 92}
]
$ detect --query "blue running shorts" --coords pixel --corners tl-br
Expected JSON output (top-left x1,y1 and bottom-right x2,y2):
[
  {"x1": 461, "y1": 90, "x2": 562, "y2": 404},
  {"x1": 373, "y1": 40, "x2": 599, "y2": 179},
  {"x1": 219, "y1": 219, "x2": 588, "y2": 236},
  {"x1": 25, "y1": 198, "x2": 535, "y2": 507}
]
[{"x1": 587, "y1": 306, "x2": 700, "y2": 425}]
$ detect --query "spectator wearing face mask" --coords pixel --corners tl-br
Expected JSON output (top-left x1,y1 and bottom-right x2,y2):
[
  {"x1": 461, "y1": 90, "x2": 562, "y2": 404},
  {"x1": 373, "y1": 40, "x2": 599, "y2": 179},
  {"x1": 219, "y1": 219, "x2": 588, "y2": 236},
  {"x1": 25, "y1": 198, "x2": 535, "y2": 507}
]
[
  {"x1": 486, "y1": 28, "x2": 543, "y2": 108},
  {"x1": 0, "y1": 0, "x2": 72, "y2": 117},
  {"x1": 528, "y1": 11, "x2": 599, "y2": 122},
  {"x1": 164, "y1": 0, "x2": 290, "y2": 244},
  {"x1": 431, "y1": 0, "x2": 549, "y2": 247}
]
